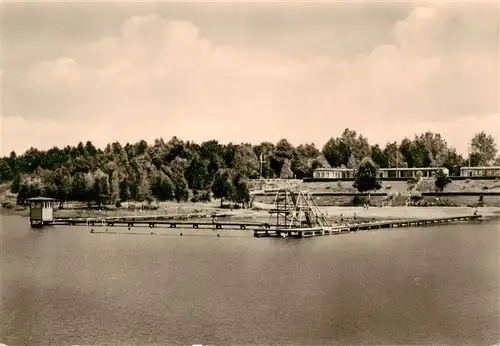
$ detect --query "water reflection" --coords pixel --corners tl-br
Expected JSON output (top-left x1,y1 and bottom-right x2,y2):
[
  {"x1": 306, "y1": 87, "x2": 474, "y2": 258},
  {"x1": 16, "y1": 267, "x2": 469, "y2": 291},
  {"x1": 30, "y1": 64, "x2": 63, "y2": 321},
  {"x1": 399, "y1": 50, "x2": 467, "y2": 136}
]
[{"x1": 1, "y1": 215, "x2": 499, "y2": 345}]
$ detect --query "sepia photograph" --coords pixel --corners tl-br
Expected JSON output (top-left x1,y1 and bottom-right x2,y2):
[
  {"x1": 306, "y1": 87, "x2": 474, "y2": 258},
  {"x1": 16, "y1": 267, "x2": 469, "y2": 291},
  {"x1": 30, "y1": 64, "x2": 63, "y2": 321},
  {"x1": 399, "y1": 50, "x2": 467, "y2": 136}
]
[{"x1": 1, "y1": 0, "x2": 500, "y2": 345}]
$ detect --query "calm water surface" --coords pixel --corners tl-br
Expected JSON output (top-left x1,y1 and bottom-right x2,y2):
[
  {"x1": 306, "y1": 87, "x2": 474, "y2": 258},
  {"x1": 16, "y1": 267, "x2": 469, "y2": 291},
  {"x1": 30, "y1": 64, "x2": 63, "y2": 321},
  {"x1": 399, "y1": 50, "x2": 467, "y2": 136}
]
[{"x1": 1, "y1": 215, "x2": 499, "y2": 345}]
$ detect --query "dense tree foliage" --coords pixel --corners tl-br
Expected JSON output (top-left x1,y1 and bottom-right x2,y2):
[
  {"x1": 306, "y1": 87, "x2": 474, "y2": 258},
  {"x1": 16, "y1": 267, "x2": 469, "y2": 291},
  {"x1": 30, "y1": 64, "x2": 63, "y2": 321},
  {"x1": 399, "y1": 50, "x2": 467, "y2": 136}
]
[
  {"x1": 353, "y1": 157, "x2": 381, "y2": 192},
  {"x1": 470, "y1": 132, "x2": 498, "y2": 166},
  {"x1": 0, "y1": 130, "x2": 497, "y2": 204},
  {"x1": 434, "y1": 169, "x2": 452, "y2": 192}
]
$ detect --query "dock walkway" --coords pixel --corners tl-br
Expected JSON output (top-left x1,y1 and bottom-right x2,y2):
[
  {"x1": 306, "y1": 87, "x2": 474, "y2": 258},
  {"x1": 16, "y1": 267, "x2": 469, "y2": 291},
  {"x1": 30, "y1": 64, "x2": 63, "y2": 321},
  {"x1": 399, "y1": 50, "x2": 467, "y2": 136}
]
[
  {"x1": 53, "y1": 218, "x2": 270, "y2": 230},
  {"x1": 53, "y1": 214, "x2": 482, "y2": 238},
  {"x1": 253, "y1": 214, "x2": 482, "y2": 238}
]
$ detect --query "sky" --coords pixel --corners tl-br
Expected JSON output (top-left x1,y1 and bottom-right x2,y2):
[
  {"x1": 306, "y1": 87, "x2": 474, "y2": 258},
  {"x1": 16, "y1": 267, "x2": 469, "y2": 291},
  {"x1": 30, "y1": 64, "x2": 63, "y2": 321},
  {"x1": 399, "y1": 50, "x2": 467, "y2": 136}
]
[{"x1": 1, "y1": 0, "x2": 499, "y2": 157}]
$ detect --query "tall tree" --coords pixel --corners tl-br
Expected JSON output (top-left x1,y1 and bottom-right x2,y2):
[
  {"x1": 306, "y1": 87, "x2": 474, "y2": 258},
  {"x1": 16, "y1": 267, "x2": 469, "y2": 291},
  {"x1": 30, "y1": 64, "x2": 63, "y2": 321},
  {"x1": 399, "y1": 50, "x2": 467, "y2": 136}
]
[
  {"x1": 131, "y1": 168, "x2": 152, "y2": 203},
  {"x1": 280, "y1": 159, "x2": 294, "y2": 179},
  {"x1": 212, "y1": 168, "x2": 236, "y2": 206},
  {"x1": 383, "y1": 142, "x2": 405, "y2": 168},
  {"x1": 233, "y1": 172, "x2": 250, "y2": 206},
  {"x1": 322, "y1": 137, "x2": 345, "y2": 168},
  {"x1": 370, "y1": 145, "x2": 388, "y2": 168},
  {"x1": 119, "y1": 178, "x2": 132, "y2": 203},
  {"x1": 199, "y1": 140, "x2": 225, "y2": 177},
  {"x1": 171, "y1": 171, "x2": 189, "y2": 203},
  {"x1": 271, "y1": 139, "x2": 297, "y2": 175},
  {"x1": 71, "y1": 172, "x2": 87, "y2": 202},
  {"x1": 109, "y1": 170, "x2": 120, "y2": 204},
  {"x1": 408, "y1": 140, "x2": 430, "y2": 168},
  {"x1": 185, "y1": 154, "x2": 209, "y2": 190},
  {"x1": 53, "y1": 167, "x2": 73, "y2": 204},
  {"x1": 296, "y1": 143, "x2": 320, "y2": 159},
  {"x1": 470, "y1": 132, "x2": 498, "y2": 166},
  {"x1": 442, "y1": 148, "x2": 465, "y2": 176},
  {"x1": 323, "y1": 129, "x2": 372, "y2": 168},
  {"x1": 152, "y1": 172, "x2": 175, "y2": 201},
  {"x1": 494, "y1": 156, "x2": 500, "y2": 166},
  {"x1": 10, "y1": 174, "x2": 21, "y2": 194},
  {"x1": 84, "y1": 172, "x2": 97, "y2": 206},
  {"x1": 253, "y1": 142, "x2": 276, "y2": 178},
  {"x1": 415, "y1": 132, "x2": 448, "y2": 167},
  {"x1": 93, "y1": 169, "x2": 110, "y2": 206},
  {"x1": 232, "y1": 144, "x2": 259, "y2": 178}
]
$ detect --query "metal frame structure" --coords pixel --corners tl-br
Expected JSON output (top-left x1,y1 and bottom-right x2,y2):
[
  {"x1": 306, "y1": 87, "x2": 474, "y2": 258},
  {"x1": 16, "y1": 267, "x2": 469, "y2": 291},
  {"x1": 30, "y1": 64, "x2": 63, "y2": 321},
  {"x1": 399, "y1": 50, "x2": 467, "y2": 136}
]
[{"x1": 268, "y1": 188, "x2": 330, "y2": 230}]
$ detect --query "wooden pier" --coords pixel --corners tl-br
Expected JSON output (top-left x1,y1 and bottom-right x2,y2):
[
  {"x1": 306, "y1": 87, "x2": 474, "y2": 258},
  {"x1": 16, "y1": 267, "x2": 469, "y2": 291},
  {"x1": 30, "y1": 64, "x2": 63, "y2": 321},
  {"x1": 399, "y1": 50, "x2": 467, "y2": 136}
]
[
  {"x1": 253, "y1": 214, "x2": 483, "y2": 238},
  {"x1": 53, "y1": 214, "x2": 482, "y2": 238},
  {"x1": 53, "y1": 218, "x2": 270, "y2": 230}
]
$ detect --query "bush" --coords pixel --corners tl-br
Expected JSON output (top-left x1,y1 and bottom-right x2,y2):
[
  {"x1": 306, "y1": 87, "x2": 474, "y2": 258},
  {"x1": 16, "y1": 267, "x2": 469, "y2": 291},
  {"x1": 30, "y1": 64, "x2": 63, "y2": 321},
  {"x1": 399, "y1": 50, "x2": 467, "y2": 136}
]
[
  {"x1": 410, "y1": 191, "x2": 422, "y2": 199},
  {"x1": 351, "y1": 195, "x2": 367, "y2": 206},
  {"x1": 387, "y1": 190, "x2": 399, "y2": 197},
  {"x1": 2, "y1": 201, "x2": 14, "y2": 209},
  {"x1": 115, "y1": 200, "x2": 122, "y2": 208},
  {"x1": 434, "y1": 170, "x2": 452, "y2": 191},
  {"x1": 353, "y1": 157, "x2": 381, "y2": 192},
  {"x1": 191, "y1": 190, "x2": 211, "y2": 203}
]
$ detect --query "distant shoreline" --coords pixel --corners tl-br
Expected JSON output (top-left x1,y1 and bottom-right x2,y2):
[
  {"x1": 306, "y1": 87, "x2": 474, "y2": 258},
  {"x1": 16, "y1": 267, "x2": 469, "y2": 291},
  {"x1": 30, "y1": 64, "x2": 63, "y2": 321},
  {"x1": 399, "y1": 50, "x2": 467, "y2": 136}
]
[{"x1": 2, "y1": 203, "x2": 499, "y2": 223}]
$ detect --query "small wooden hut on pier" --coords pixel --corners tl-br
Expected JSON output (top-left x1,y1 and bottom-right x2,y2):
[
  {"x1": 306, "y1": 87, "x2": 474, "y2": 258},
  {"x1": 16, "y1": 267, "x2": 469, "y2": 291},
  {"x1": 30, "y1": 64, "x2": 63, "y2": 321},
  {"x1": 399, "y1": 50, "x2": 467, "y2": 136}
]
[{"x1": 26, "y1": 197, "x2": 56, "y2": 227}]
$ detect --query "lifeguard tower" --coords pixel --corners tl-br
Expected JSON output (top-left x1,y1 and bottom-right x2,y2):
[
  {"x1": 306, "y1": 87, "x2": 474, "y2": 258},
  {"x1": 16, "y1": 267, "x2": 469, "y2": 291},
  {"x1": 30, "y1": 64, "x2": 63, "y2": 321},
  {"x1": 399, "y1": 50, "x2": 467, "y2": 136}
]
[{"x1": 26, "y1": 197, "x2": 56, "y2": 227}]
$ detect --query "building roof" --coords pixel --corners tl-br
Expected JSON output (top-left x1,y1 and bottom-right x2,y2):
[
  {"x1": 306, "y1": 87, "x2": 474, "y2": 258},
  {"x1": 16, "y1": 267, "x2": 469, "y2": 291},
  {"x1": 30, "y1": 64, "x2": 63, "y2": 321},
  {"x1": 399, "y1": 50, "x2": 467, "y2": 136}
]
[
  {"x1": 460, "y1": 166, "x2": 500, "y2": 170},
  {"x1": 382, "y1": 167, "x2": 447, "y2": 171},
  {"x1": 25, "y1": 197, "x2": 57, "y2": 201},
  {"x1": 314, "y1": 167, "x2": 447, "y2": 171},
  {"x1": 314, "y1": 167, "x2": 353, "y2": 171}
]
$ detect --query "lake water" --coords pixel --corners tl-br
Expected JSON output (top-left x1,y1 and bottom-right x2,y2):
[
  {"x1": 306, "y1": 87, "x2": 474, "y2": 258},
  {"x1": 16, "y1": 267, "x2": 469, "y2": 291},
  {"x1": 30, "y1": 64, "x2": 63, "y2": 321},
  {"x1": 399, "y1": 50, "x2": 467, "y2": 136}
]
[{"x1": 1, "y1": 215, "x2": 499, "y2": 345}]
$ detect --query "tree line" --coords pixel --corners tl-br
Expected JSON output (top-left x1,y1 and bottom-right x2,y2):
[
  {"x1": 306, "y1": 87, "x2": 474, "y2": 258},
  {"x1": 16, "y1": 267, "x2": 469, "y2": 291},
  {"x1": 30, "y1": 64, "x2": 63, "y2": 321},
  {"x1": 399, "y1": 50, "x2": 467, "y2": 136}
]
[{"x1": 0, "y1": 129, "x2": 498, "y2": 206}]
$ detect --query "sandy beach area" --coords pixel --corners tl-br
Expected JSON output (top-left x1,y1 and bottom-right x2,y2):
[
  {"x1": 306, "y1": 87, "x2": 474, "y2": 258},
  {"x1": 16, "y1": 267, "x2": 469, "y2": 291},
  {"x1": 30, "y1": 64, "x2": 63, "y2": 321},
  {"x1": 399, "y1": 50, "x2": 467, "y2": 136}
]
[{"x1": 249, "y1": 202, "x2": 500, "y2": 221}]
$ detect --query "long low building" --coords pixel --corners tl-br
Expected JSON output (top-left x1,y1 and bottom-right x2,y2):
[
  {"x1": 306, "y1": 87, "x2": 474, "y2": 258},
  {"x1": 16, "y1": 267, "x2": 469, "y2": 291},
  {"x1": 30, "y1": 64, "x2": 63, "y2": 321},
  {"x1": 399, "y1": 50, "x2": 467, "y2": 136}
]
[
  {"x1": 460, "y1": 166, "x2": 500, "y2": 177},
  {"x1": 313, "y1": 167, "x2": 449, "y2": 179}
]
